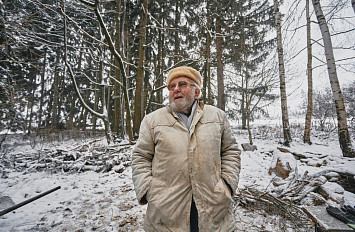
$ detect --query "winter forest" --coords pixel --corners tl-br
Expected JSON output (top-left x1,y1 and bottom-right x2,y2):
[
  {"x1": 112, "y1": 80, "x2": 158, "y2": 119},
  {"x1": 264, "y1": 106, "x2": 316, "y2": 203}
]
[{"x1": 1, "y1": 0, "x2": 355, "y2": 231}]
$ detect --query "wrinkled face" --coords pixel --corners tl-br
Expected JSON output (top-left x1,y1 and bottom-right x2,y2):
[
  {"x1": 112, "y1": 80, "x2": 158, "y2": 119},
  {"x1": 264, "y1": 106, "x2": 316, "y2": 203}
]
[{"x1": 168, "y1": 76, "x2": 200, "y2": 114}]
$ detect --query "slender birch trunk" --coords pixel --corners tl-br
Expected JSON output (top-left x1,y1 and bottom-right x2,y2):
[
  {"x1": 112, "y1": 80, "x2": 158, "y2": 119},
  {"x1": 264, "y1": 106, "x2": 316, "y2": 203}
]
[
  {"x1": 274, "y1": 0, "x2": 292, "y2": 145},
  {"x1": 312, "y1": 0, "x2": 355, "y2": 157},
  {"x1": 304, "y1": 0, "x2": 313, "y2": 144}
]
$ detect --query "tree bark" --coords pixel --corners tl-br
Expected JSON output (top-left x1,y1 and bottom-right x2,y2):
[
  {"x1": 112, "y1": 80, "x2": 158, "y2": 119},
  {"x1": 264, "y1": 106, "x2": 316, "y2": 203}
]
[
  {"x1": 51, "y1": 48, "x2": 61, "y2": 129},
  {"x1": 203, "y1": 0, "x2": 211, "y2": 104},
  {"x1": 304, "y1": 0, "x2": 313, "y2": 144},
  {"x1": 38, "y1": 48, "x2": 47, "y2": 128},
  {"x1": 156, "y1": 3, "x2": 165, "y2": 107},
  {"x1": 312, "y1": 0, "x2": 355, "y2": 157},
  {"x1": 216, "y1": 14, "x2": 225, "y2": 110},
  {"x1": 113, "y1": 0, "x2": 124, "y2": 137},
  {"x1": 274, "y1": 0, "x2": 292, "y2": 145},
  {"x1": 133, "y1": 0, "x2": 148, "y2": 137},
  {"x1": 174, "y1": 0, "x2": 180, "y2": 64}
]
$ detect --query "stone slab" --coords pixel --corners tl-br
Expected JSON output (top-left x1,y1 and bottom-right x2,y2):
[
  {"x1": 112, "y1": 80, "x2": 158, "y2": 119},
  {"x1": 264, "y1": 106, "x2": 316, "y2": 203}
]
[{"x1": 302, "y1": 206, "x2": 354, "y2": 232}]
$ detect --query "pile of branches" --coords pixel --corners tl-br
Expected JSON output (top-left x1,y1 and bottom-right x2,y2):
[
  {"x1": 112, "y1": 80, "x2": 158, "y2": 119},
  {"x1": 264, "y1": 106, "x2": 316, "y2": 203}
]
[
  {"x1": 235, "y1": 187, "x2": 312, "y2": 232},
  {"x1": 0, "y1": 139, "x2": 132, "y2": 175},
  {"x1": 270, "y1": 168, "x2": 353, "y2": 206}
]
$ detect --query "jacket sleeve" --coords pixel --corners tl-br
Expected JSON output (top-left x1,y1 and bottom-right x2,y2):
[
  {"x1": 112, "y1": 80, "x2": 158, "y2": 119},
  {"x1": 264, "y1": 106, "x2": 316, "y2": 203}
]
[
  {"x1": 131, "y1": 116, "x2": 154, "y2": 205},
  {"x1": 220, "y1": 113, "x2": 241, "y2": 196}
]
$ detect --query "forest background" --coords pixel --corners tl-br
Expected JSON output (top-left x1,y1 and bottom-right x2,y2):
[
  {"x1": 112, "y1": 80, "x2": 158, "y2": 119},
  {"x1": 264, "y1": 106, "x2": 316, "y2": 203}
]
[{"x1": 0, "y1": 0, "x2": 354, "y2": 155}]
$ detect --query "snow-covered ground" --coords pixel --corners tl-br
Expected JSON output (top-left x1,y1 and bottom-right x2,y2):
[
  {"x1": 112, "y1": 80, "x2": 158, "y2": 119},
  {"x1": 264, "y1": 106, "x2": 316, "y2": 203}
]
[{"x1": 0, "y1": 122, "x2": 354, "y2": 231}]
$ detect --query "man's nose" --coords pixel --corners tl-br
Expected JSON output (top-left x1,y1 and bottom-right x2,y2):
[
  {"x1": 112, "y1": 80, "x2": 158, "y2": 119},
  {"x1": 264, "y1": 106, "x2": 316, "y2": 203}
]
[{"x1": 173, "y1": 86, "x2": 181, "y2": 93}]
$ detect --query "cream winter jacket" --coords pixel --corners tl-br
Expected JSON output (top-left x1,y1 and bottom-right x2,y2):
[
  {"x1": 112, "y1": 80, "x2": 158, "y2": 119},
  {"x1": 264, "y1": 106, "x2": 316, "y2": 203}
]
[{"x1": 132, "y1": 101, "x2": 241, "y2": 232}]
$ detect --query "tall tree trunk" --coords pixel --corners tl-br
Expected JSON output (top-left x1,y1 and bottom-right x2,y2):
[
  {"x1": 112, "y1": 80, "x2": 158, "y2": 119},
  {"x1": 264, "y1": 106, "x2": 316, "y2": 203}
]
[
  {"x1": 68, "y1": 94, "x2": 76, "y2": 130},
  {"x1": 68, "y1": 43, "x2": 83, "y2": 130},
  {"x1": 83, "y1": 108, "x2": 88, "y2": 131},
  {"x1": 203, "y1": 0, "x2": 211, "y2": 104},
  {"x1": 216, "y1": 15, "x2": 225, "y2": 110},
  {"x1": 247, "y1": 108, "x2": 253, "y2": 145},
  {"x1": 274, "y1": 0, "x2": 292, "y2": 145},
  {"x1": 121, "y1": 1, "x2": 133, "y2": 142},
  {"x1": 156, "y1": 4, "x2": 164, "y2": 107},
  {"x1": 113, "y1": 0, "x2": 124, "y2": 137},
  {"x1": 156, "y1": 28, "x2": 163, "y2": 105},
  {"x1": 304, "y1": 0, "x2": 313, "y2": 144},
  {"x1": 312, "y1": 0, "x2": 355, "y2": 157},
  {"x1": 240, "y1": 18, "x2": 247, "y2": 130},
  {"x1": 92, "y1": 72, "x2": 100, "y2": 131},
  {"x1": 38, "y1": 48, "x2": 47, "y2": 128},
  {"x1": 174, "y1": 0, "x2": 180, "y2": 64},
  {"x1": 51, "y1": 49, "x2": 61, "y2": 129},
  {"x1": 133, "y1": 0, "x2": 148, "y2": 137},
  {"x1": 27, "y1": 83, "x2": 35, "y2": 134},
  {"x1": 99, "y1": 52, "x2": 113, "y2": 143}
]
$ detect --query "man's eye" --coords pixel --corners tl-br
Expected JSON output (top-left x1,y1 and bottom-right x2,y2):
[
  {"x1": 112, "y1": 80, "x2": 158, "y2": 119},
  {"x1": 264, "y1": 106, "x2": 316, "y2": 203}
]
[
  {"x1": 179, "y1": 82, "x2": 187, "y2": 87},
  {"x1": 170, "y1": 84, "x2": 176, "y2": 89}
]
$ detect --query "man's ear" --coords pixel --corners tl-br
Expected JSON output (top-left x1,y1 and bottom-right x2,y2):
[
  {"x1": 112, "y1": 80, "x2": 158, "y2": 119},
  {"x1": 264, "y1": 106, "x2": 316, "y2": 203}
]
[{"x1": 194, "y1": 88, "x2": 200, "y2": 99}]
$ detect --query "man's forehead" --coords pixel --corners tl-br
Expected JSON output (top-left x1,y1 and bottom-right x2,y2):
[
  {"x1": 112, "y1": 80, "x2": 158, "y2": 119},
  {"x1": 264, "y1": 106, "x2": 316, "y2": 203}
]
[{"x1": 170, "y1": 76, "x2": 192, "y2": 83}]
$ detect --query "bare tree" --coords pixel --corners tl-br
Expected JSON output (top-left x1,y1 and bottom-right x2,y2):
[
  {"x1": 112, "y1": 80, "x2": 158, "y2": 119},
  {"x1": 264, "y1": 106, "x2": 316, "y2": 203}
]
[
  {"x1": 133, "y1": 0, "x2": 149, "y2": 137},
  {"x1": 304, "y1": 0, "x2": 313, "y2": 144},
  {"x1": 312, "y1": 0, "x2": 355, "y2": 157},
  {"x1": 274, "y1": 0, "x2": 292, "y2": 145}
]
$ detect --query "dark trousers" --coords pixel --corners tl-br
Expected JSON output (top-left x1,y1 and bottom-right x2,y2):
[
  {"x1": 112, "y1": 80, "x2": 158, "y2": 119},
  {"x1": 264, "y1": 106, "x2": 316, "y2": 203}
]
[{"x1": 190, "y1": 198, "x2": 199, "y2": 232}]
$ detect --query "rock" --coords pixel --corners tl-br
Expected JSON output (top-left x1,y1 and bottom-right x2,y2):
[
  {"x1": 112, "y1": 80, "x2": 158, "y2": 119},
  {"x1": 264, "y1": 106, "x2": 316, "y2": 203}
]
[
  {"x1": 324, "y1": 172, "x2": 340, "y2": 180},
  {"x1": 241, "y1": 143, "x2": 257, "y2": 151},
  {"x1": 268, "y1": 150, "x2": 297, "y2": 179},
  {"x1": 0, "y1": 196, "x2": 15, "y2": 210},
  {"x1": 113, "y1": 165, "x2": 125, "y2": 173},
  {"x1": 318, "y1": 182, "x2": 345, "y2": 204},
  {"x1": 323, "y1": 182, "x2": 344, "y2": 194}
]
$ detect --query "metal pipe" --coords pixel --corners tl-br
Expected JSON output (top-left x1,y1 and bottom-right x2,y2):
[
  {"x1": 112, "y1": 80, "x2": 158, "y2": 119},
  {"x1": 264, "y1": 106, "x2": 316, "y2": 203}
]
[{"x1": 0, "y1": 186, "x2": 61, "y2": 217}]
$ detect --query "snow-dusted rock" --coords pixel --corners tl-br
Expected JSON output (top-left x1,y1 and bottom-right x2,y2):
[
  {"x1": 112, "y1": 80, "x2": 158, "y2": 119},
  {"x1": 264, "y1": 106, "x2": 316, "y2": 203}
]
[
  {"x1": 324, "y1": 172, "x2": 340, "y2": 179},
  {"x1": 321, "y1": 182, "x2": 344, "y2": 194},
  {"x1": 268, "y1": 150, "x2": 297, "y2": 179},
  {"x1": 241, "y1": 143, "x2": 257, "y2": 151},
  {"x1": 318, "y1": 182, "x2": 345, "y2": 204},
  {"x1": 0, "y1": 196, "x2": 15, "y2": 210}
]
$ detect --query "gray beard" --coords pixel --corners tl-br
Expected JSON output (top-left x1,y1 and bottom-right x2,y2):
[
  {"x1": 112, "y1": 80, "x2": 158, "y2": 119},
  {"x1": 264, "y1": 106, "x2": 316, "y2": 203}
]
[{"x1": 169, "y1": 89, "x2": 195, "y2": 115}]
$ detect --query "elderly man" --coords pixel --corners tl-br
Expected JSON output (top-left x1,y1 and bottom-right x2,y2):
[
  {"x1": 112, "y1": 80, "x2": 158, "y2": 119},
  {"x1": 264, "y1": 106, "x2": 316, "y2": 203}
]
[{"x1": 131, "y1": 66, "x2": 241, "y2": 232}]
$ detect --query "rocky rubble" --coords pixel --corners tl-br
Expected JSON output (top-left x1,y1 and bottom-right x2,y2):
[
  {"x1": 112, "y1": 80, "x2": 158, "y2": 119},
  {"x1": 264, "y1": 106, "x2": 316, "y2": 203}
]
[{"x1": 268, "y1": 147, "x2": 355, "y2": 206}]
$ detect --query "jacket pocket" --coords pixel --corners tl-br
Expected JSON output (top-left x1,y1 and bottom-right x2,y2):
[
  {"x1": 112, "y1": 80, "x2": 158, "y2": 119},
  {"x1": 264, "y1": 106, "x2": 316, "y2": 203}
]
[{"x1": 211, "y1": 178, "x2": 232, "y2": 224}]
